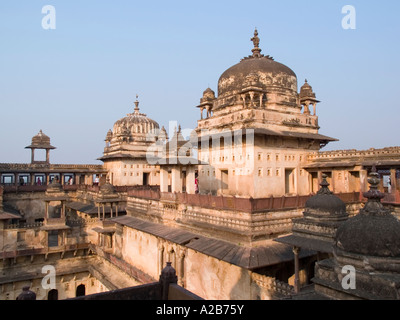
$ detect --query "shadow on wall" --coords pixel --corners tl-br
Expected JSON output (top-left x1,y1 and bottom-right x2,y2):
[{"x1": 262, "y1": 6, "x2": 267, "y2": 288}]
[{"x1": 11, "y1": 199, "x2": 45, "y2": 223}]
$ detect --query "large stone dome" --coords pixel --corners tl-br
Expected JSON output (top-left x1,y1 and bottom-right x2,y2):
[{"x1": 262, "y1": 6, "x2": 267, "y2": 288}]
[
  {"x1": 217, "y1": 29, "x2": 297, "y2": 98},
  {"x1": 218, "y1": 57, "x2": 297, "y2": 97}
]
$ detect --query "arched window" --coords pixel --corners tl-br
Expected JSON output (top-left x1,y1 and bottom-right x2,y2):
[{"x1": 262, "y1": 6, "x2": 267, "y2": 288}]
[
  {"x1": 76, "y1": 284, "x2": 85, "y2": 297},
  {"x1": 48, "y1": 289, "x2": 58, "y2": 300}
]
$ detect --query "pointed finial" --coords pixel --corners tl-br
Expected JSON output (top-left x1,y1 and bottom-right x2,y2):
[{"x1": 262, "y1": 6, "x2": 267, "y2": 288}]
[
  {"x1": 250, "y1": 28, "x2": 262, "y2": 57},
  {"x1": 251, "y1": 28, "x2": 260, "y2": 48},
  {"x1": 134, "y1": 94, "x2": 139, "y2": 113},
  {"x1": 317, "y1": 174, "x2": 333, "y2": 195}
]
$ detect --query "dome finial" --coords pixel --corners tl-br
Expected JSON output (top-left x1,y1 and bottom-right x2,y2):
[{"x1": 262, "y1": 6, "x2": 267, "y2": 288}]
[
  {"x1": 250, "y1": 28, "x2": 262, "y2": 57},
  {"x1": 317, "y1": 174, "x2": 333, "y2": 195},
  {"x1": 134, "y1": 94, "x2": 140, "y2": 113},
  {"x1": 363, "y1": 165, "x2": 385, "y2": 204}
]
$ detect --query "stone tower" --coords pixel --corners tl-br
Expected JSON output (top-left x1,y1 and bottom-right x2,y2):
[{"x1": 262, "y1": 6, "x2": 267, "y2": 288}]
[{"x1": 195, "y1": 29, "x2": 337, "y2": 198}]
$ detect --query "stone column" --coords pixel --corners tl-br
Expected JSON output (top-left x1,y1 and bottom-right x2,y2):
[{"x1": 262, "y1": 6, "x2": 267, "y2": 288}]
[
  {"x1": 293, "y1": 246, "x2": 300, "y2": 294},
  {"x1": 75, "y1": 174, "x2": 80, "y2": 185},
  {"x1": 160, "y1": 168, "x2": 169, "y2": 193},
  {"x1": 44, "y1": 201, "x2": 49, "y2": 222},
  {"x1": 171, "y1": 167, "x2": 182, "y2": 193},
  {"x1": 61, "y1": 201, "x2": 65, "y2": 219},
  {"x1": 390, "y1": 169, "x2": 397, "y2": 193},
  {"x1": 31, "y1": 149, "x2": 35, "y2": 163},
  {"x1": 360, "y1": 169, "x2": 368, "y2": 194},
  {"x1": 158, "y1": 242, "x2": 164, "y2": 276},
  {"x1": 186, "y1": 167, "x2": 196, "y2": 194},
  {"x1": 46, "y1": 149, "x2": 51, "y2": 164},
  {"x1": 177, "y1": 250, "x2": 186, "y2": 287}
]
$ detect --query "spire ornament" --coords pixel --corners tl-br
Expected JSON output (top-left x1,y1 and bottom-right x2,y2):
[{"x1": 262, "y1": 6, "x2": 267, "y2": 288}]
[
  {"x1": 242, "y1": 28, "x2": 273, "y2": 61},
  {"x1": 134, "y1": 94, "x2": 140, "y2": 114},
  {"x1": 317, "y1": 174, "x2": 333, "y2": 195},
  {"x1": 251, "y1": 28, "x2": 262, "y2": 58}
]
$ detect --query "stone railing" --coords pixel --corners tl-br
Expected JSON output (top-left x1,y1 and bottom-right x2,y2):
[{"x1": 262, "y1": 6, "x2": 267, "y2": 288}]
[
  {"x1": 66, "y1": 217, "x2": 99, "y2": 227},
  {"x1": 0, "y1": 243, "x2": 90, "y2": 260},
  {"x1": 128, "y1": 190, "x2": 361, "y2": 213},
  {"x1": 6, "y1": 221, "x2": 44, "y2": 229},
  {"x1": 307, "y1": 147, "x2": 400, "y2": 161},
  {"x1": 251, "y1": 272, "x2": 294, "y2": 299},
  {"x1": 2, "y1": 184, "x2": 80, "y2": 193}
]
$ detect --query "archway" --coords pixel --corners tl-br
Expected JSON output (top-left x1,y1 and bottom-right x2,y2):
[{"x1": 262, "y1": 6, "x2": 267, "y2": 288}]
[{"x1": 76, "y1": 284, "x2": 85, "y2": 297}]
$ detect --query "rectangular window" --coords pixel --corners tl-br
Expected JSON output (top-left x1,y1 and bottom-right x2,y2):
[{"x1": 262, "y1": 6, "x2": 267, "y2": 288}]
[{"x1": 48, "y1": 230, "x2": 58, "y2": 247}]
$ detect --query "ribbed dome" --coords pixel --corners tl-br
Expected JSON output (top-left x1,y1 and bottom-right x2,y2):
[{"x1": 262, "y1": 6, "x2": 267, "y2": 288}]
[
  {"x1": 26, "y1": 130, "x2": 55, "y2": 149},
  {"x1": 111, "y1": 98, "x2": 159, "y2": 137}
]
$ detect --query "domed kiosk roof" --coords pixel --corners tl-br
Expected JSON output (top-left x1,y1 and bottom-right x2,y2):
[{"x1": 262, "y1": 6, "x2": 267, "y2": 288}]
[{"x1": 25, "y1": 130, "x2": 55, "y2": 150}]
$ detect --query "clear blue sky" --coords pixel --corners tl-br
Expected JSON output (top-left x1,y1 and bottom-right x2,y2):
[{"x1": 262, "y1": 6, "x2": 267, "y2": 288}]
[{"x1": 1, "y1": 0, "x2": 399, "y2": 164}]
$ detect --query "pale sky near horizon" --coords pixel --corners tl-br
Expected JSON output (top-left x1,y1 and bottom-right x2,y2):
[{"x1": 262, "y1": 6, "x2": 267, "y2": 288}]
[{"x1": 0, "y1": 0, "x2": 399, "y2": 164}]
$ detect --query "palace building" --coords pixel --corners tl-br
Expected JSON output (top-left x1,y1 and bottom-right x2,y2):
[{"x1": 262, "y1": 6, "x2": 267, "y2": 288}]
[{"x1": 1, "y1": 30, "x2": 399, "y2": 300}]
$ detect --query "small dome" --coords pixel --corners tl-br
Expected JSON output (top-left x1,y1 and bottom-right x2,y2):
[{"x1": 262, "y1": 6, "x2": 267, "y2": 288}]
[
  {"x1": 201, "y1": 87, "x2": 215, "y2": 102},
  {"x1": 299, "y1": 79, "x2": 317, "y2": 101},
  {"x1": 26, "y1": 130, "x2": 55, "y2": 149},
  {"x1": 304, "y1": 176, "x2": 347, "y2": 220},
  {"x1": 110, "y1": 97, "x2": 160, "y2": 139},
  {"x1": 99, "y1": 178, "x2": 117, "y2": 196},
  {"x1": 335, "y1": 169, "x2": 400, "y2": 258}
]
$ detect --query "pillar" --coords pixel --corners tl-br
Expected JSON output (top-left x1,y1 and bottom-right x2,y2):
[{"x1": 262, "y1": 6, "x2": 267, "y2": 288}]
[
  {"x1": 293, "y1": 246, "x2": 300, "y2": 294},
  {"x1": 158, "y1": 242, "x2": 164, "y2": 276},
  {"x1": 171, "y1": 167, "x2": 182, "y2": 193},
  {"x1": 303, "y1": 102, "x2": 310, "y2": 115},
  {"x1": 186, "y1": 167, "x2": 196, "y2": 194},
  {"x1": 160, "y1": 168, "x2": 169, "y2": 193},
  {"x1": 45, "y1": 201, "x2": 49, "y2": 222},
  {"x1": 390, "y1": 169, "x2": 397, "y2": 193},
  {"x1": 360, "y1": 169, "x2": 368, "y2": 194},
  {"x1": 61, "y1": 201, "x2": 65, "y2": 219},
  {"x1": 46, "y1": 149, "x2": 50, "y2": 164},
  {"x1": 177, "y1": 251, "x2": 185, "y2": 287}
]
